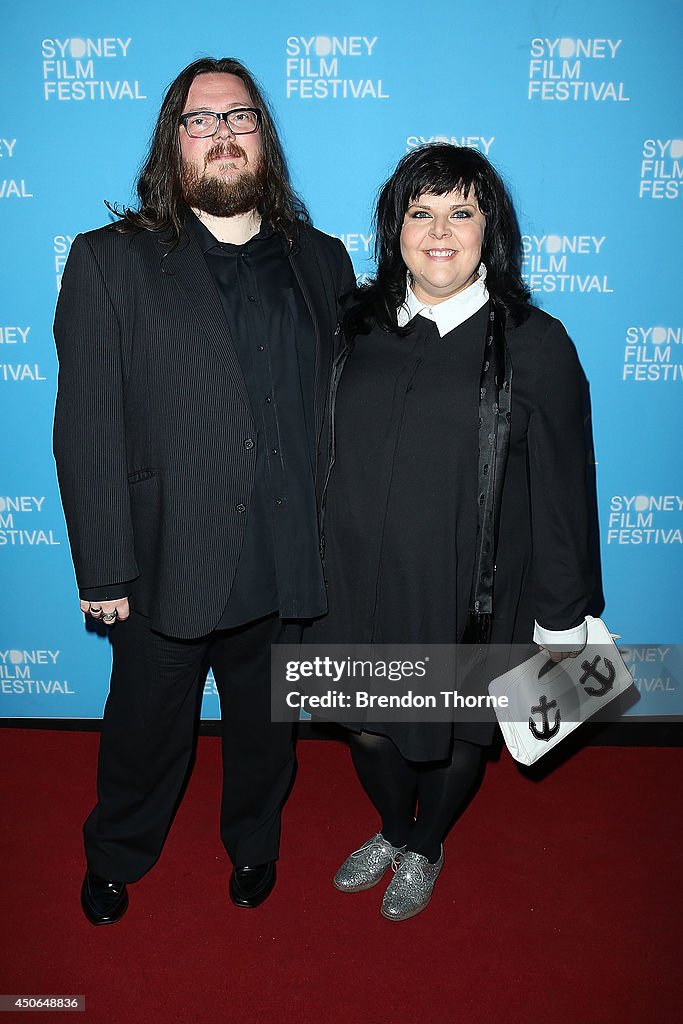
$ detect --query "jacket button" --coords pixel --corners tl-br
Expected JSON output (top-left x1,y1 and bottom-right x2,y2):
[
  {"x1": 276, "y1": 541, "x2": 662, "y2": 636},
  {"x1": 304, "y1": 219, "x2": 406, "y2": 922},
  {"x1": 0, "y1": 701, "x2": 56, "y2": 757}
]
[
  {"x1": 244, "y1": 438, "x2": 254, "y2": 449},
  {"x1": 235, "y1": 503, "x2": 246, "y2": 513}
]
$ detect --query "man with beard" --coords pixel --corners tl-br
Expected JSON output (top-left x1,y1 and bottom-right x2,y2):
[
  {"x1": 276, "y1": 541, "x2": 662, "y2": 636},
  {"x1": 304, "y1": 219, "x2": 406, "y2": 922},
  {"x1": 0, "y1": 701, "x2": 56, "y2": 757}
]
[{"x1": 53, "y1": 57, "x2": 354, "y2": 925}]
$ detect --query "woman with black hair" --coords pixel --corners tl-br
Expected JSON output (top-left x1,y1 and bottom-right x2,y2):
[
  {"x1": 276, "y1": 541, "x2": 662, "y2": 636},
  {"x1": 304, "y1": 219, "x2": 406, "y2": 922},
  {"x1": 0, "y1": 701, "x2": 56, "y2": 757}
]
[{"x1": 310, "y1": 144, "x2": 593, "y2": 921}]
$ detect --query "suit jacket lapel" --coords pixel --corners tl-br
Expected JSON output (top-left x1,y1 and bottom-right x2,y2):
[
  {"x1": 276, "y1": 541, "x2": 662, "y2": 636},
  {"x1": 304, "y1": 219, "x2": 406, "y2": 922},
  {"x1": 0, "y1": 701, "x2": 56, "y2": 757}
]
[
  {"x1": 159, "y1": 228, "x2": 252, "y2": 413},
  {"x1": 289, "y1": 239, "x2": 332, "y2": 448}
]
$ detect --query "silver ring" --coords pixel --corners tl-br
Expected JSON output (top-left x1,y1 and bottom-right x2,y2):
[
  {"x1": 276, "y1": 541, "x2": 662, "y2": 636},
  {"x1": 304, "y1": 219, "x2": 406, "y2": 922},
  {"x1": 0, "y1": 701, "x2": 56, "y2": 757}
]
[{"x1": 102, "y1": 611, "x2": 117, "y2": 622}]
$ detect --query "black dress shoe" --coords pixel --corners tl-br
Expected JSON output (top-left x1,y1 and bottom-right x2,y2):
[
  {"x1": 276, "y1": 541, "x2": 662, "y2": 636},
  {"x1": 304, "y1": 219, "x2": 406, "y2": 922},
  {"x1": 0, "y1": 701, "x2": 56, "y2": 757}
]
[
  {"x1": 229, "y1": 862, "x2": 276, "y2": 908},
  {"x1": 80, "y1": 870, "x2": 129, "y2": 926}
]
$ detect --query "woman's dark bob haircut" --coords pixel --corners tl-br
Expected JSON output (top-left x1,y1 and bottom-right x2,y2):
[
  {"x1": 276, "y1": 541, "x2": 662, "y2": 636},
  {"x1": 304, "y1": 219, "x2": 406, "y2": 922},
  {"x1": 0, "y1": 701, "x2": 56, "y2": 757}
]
[{"x1": 357, "y1": 143, "x2": 531, "y2": 332}]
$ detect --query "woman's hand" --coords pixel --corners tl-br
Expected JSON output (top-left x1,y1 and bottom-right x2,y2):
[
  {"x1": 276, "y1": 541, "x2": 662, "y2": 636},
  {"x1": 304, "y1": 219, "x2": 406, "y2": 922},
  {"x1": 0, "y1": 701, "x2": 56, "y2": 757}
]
[{"x1": 541, "y1": 647, "x2": 584, "y2": 663}]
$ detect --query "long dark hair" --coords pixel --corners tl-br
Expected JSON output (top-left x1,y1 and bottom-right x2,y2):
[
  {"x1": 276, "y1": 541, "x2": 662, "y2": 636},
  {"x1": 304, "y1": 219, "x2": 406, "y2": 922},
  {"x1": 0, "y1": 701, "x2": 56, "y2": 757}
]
[
  {"x1": 351, "y1": 144, "x2": 530, "y2": 333},
  {"x1": 109, "y1": 57, "x2": 309, "y2": 242}
]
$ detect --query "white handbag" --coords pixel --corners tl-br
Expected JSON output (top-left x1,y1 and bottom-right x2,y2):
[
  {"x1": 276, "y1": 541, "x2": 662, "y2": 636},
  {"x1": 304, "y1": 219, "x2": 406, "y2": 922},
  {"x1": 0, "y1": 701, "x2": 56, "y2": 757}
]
[{"x1": 488, "y1": 616, "x2": 635, "y2": 765}]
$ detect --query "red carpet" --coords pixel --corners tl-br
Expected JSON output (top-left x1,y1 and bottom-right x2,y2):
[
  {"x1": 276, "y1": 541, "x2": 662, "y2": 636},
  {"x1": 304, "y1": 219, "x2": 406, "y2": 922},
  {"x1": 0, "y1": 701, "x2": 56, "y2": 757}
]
[{"x1": 1, "y1": 730, "x2": 680, "y2": 1024}]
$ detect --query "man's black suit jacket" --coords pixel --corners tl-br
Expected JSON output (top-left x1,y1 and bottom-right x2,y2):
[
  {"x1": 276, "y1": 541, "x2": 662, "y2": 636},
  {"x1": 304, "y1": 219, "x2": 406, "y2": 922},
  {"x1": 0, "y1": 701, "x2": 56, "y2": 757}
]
[{"x1": 53, "y1": 219, "x2": 355, "y2": 639}]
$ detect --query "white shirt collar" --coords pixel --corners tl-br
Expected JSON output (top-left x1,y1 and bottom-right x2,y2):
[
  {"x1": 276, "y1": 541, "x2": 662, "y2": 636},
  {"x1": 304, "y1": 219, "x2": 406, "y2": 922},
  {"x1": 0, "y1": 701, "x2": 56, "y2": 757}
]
[{"x1": 397, "y1": 264, "x2": 489, "y2": 337}]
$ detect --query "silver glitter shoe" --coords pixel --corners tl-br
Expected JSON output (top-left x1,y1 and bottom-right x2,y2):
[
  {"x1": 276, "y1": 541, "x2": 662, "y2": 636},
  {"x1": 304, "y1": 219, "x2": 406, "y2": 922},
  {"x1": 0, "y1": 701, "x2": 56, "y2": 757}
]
[
  {"x1": 333, "y1": 833, "x2": 405, "y2": 892},
  {"x1": 380, "y1": 847, "x2": 444, "y2": 921}
]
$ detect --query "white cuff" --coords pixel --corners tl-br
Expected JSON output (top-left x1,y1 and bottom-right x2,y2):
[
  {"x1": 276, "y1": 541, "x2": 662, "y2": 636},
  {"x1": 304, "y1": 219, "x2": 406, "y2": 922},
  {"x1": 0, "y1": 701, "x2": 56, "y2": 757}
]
[{"x1": 533, "y1": 618, "x2": 588, "y2": 650}]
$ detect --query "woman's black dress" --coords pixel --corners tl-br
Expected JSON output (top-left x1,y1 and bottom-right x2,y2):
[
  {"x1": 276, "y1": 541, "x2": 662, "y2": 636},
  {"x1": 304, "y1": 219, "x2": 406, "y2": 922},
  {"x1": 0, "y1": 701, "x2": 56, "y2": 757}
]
[{"x1": 308, "y1": 302, "x2": 592, "y2": 760}]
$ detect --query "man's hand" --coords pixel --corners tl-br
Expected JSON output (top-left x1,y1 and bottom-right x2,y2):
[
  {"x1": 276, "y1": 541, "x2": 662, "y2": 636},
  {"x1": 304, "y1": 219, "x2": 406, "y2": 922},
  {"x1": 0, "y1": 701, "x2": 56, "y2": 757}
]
[{"x1": 80, "y1": 597, "x2": 130, "y2": 626}]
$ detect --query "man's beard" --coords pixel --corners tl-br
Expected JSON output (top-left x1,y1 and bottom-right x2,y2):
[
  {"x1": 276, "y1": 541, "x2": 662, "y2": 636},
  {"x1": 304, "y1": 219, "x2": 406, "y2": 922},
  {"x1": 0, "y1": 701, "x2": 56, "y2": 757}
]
[{"x1": 182, "y1": 141, "x2": 266, "y2": 217}]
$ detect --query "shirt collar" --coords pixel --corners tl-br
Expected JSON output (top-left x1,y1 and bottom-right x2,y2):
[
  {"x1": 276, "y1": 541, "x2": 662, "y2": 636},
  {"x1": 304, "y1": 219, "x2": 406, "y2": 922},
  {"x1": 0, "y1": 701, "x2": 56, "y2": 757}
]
[
  {"x1": 397, "y1": 264, "x2": 489, "y2": 337},
  {"x1": 186, "y1": 208, "x2": 274, "y2": 253}
]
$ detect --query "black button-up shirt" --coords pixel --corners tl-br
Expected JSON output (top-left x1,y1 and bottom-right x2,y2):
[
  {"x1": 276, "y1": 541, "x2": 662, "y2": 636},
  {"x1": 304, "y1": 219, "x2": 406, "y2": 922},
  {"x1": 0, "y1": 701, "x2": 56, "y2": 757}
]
[{"x1": 189, "y1": 212, "x2": 326, "y2": 628}]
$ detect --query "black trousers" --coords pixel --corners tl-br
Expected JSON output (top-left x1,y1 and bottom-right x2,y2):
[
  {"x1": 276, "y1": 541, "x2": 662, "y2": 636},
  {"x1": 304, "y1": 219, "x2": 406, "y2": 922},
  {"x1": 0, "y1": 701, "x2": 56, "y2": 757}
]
[{"x1": 83, "y1": 610, "x2": 298, "y2": 882}]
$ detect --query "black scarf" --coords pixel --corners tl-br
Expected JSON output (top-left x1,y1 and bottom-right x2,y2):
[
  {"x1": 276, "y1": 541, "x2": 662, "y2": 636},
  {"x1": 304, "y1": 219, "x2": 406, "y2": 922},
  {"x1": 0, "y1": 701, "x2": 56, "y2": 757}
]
[{"x1": 462, "y1": 303, "x2": 513, "y2": 645}]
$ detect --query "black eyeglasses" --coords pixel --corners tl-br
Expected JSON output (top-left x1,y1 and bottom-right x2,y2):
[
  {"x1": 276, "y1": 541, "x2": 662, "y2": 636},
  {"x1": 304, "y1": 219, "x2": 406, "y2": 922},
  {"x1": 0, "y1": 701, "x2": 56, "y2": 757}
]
[{"x1": 180, "y1": 108, "x2": 262, "y2": 138}]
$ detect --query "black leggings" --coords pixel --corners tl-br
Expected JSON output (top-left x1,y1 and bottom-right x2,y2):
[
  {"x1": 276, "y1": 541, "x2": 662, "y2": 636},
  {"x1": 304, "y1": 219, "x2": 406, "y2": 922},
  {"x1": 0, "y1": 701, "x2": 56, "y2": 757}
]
[{"x1": 349, "y1": 730, "x2": 483, "y2": 863}]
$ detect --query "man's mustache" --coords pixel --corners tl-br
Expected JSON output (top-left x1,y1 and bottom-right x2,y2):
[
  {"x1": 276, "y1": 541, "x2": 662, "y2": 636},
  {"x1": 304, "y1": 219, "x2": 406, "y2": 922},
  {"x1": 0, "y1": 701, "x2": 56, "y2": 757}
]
[{"x1": 205, "y1": 142, "x2": 247, "y2": 165}]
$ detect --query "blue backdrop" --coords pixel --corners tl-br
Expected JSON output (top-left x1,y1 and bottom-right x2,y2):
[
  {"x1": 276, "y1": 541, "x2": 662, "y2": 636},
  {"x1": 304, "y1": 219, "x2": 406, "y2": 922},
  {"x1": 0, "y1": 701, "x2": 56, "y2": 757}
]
[{"x1": 1, "y1": 0, "x2": 681, "y2": 720}]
